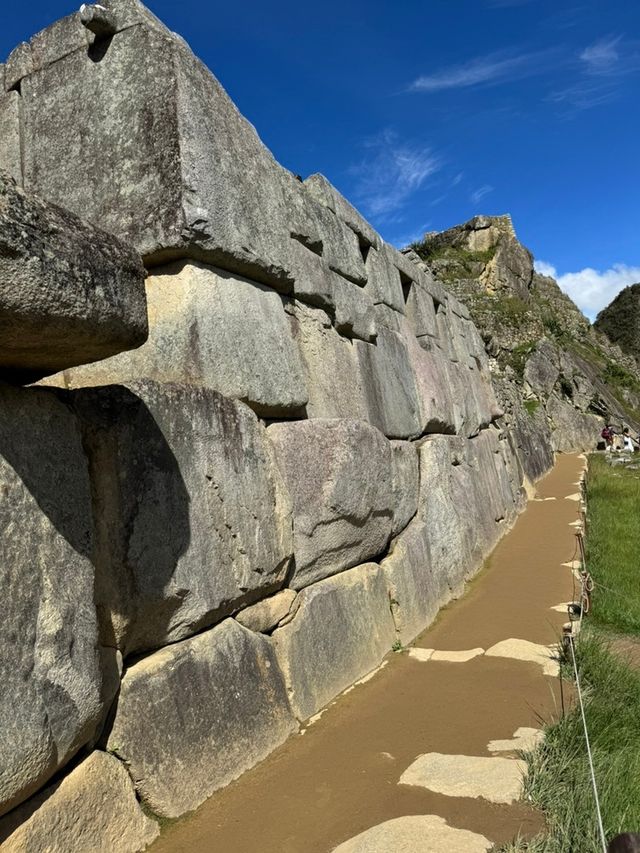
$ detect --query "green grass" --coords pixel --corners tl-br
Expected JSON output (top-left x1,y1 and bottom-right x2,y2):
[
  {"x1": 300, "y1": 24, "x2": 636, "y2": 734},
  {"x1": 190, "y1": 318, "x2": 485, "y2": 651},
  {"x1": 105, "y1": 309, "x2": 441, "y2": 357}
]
[
  {"x1": 585, "y1": 455, "x2": 640, "y2": 635},
  {"x1": 501, "y1": 632, "x2": 640, "y2": 852},
  {"x1": 498, "y1": 455, "x2": 640, "y2": 852},
  {"x1": 523, "y1": 400, "x2": 541, "y2": 416}
]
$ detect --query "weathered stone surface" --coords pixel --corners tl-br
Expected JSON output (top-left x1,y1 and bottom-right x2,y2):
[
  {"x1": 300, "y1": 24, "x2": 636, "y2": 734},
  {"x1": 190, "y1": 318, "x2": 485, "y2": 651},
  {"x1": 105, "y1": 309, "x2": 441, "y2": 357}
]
[
  {"x1": 4, "y1": 43, "x2": 33, "y2": 91},
  {"x1": 307, "y1": 198, "x2": 367, "y2": 285},
  {"x1": 30, "y1": 13, "x2": 90, "y2": 71},
  {"x1": 80, "y1": 3, "x2": 119, "y2": 37},
  {"x1": 0, "y1": 751, "x2": 159, "y2": 852},
  {"x1": 235, "y1": 590, "x2": 298, "y2": 633},
  {"x1": 73, "y1": 380, "x2": 293, "y2": 656},
  {"x1": 403, "y1": 327, "x2": 458, "y2": 435},
  {"x1": 390, "y1": 440, "x2": 419, "y2": 536},
  {"x1": 547, "y1": 396, "x2": 604, "y2": 453},
  {"x1": 267, "y1": 419, "x2": 393, "y2": 589},
  {"x1": 355, "y1": 328, "x2": 422, "y2": 439},
  {"x1": 288, "y1": 301, "x2": 369, "y2": 420},
  {"x1": 382, "y1": 520, "x2": 448, "y2": 646},
  {"x1": 332, "y1": 815, "x2": 492, "y2": 853},
  {"x1": 400, "y1": 752, "x2": 526, "y2": 804},
  {"x1": 62, "y1": 262, "x2": 308, "y2": 417},
  {"x1": 363, "y1": 244, "x2": 405, "y2": 313},
  {"x1": 0, "y1": 96, "x2": 22, "y2": 184},
  {"x1": 405, "y1": 280, "x2": 438, "y2": 339},
  {"x1": 524, "y1": 339, "x2": 560, "y2": 397},
  {"x1": 273, "y1": 564, "x2": 396, "y2": 720},
  {"x1": 0, "y1": 174, "x2": 147, "y2": 382},
  {"x1": 0, "y1": 383, "x2": 105, "y2": 817},
  {"x1": 18, "y1": 22, "x2": 298, "y2": 287},
  {"x1": 333, "y1": 275, "x2": 377, "y2": 342},
  {"x1": 107, "y1": 619, "x2": 298, "y2": 818},
  {"x1": 303, "y1": 173, "x2": 381, "y2": 250},
  {"x1": 415, "y1": 432, "x2": 520, "y2": 596}
]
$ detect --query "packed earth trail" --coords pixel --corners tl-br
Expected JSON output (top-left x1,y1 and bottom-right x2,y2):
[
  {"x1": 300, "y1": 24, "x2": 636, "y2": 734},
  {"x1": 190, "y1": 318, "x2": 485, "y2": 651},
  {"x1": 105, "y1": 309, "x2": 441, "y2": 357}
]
[{"x1": 151, "y1": 454, "x2": 586, "y2": 853}]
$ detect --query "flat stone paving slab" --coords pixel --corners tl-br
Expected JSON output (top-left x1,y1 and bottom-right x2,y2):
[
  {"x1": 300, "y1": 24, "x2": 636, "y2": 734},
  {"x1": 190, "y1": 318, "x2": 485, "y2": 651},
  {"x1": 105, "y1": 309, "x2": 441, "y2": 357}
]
[
  {"x1": 399, "y1": 753, "x2": 526, "y2": 804},
  {"x1": 485, "y1": 639, "x2": 560, "y2": 677},
  {"x1": 332, "y1": 815, "x2": 491, "y2": 852},
  {"x1": 488, "y1": 727, "x2": 544, "y2": 754}
]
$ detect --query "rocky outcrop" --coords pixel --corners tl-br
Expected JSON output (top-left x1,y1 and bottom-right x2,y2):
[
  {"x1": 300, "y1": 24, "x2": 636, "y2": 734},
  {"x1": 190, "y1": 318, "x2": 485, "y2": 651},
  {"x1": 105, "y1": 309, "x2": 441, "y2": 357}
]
[
  {"x1": 407, "y1": 216, "x2": 640, "y2": 465},
  {"x1": 0, "y1": 173, "x2": 147, "y2": 382},
  {"x1": 595, "y1": 282, "x2": 640, "y2": 362}
]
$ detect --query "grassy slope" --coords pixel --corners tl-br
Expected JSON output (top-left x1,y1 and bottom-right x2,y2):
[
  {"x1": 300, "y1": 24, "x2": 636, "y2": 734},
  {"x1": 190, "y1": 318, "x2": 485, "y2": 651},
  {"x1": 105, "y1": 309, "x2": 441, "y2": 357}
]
[{"x1": 502, "y1": 455, "x2": 640, "y2": 852}]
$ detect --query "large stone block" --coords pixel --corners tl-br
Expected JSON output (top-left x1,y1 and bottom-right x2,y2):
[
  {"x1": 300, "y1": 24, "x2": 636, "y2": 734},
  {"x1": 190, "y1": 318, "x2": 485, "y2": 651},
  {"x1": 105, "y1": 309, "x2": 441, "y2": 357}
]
[
  {"x1": 18, "y1": 19, "x2": 298, "y2": 287},
  {"x1": 267, "y1": 419, "x2": 393, "y2": 589},
  {"x1": 382, "y1": 521, "x2": 450, "y2": 647},
  {"x1": 390, "y1": 440, "x2": 419, "y2": 536},
  {"x1": 355, "y1": 328, "x2": 422, "y2": 439},
  {"x1": 0, "y1": 751, "x2": 159, "y2": 852},
  {"x1": 273, "y1": 564, "x2": 396, "y2": 720},
  {"x1": 73, "y1": 380, "x2": 293, "y2": 656},
  {"x1": 0, "y1": 383, "x2": 105, "y2": 817},
  {"x1": 107, "y1": 619, "x2": 298, "y2": 818},
  {"x1": 0, "y1": 174, "x2": 147, "y2": 382},
  {"x1": 0, "y1": 94, "x2": 22, "y2": 184},
  {"x1": 303, "y1": 173, "x2": 381, "y2": 250},
  {"x1": 363, "y1": 244, "x2": 405, "y2": 313},
  {"x1": 288, "y1": 301, "x2": 369, "y2": 420},
  {"x1": 62, "y1": 262, "x2": 308, "y2": 417}
]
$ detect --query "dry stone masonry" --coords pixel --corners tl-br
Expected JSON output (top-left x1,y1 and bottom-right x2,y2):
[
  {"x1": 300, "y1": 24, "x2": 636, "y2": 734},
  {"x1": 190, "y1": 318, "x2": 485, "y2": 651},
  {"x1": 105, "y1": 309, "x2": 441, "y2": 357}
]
[{"x1": 1, "y1": 1, "x2": 630, "y2": 849}]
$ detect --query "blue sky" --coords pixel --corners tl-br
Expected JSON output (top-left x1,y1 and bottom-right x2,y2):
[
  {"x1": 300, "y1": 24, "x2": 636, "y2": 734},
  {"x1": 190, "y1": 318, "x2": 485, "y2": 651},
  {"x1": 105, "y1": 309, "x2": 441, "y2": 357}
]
[{"x1": 3, "y1": 0, "x2": 640, "y2": 318}]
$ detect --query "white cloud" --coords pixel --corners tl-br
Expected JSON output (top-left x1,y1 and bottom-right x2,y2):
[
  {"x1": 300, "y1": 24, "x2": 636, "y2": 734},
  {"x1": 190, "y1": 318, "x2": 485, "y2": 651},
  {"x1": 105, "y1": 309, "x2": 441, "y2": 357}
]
[
  {"x1": 350, "y1": 130, "x2": 441, "y2": 218},
  {"x1": 470, "y1": 185, "x2": 494, "y2": 205},
  {"x1": 408, "y1": 49, "x2": 556, "y2": 93},
  {"x1": 452, "y1": 172, "x2": 464, "y2": 186},
  {"x1": 534, "y1": 260, "x2": 557, "y2": 278},
  {"x1": 580, "y1": 36, "x2": 620, "y2": 73},
  {"x1": 535, "y1": 260, "x2": 640, "y2": 319}
]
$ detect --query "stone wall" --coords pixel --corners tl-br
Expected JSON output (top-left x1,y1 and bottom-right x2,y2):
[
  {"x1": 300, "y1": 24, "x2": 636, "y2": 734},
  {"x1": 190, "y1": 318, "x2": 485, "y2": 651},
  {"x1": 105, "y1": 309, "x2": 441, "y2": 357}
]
[{"x1": 1, "y1": 3, "x2": 537, "y2": 849}]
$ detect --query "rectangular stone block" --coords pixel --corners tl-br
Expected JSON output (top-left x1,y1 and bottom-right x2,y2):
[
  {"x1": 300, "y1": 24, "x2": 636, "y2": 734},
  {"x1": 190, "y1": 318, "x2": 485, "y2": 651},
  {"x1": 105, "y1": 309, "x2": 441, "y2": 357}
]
[
  {"x1": 390, "y1": 440, "x2": 419, "y2": 536},
  {"x1": 0, "y1": 751, "x2": 159, "y2": 852},
  {"x1": 267, "y1": 419, "x2": 393, "y2": 589},
  {"x1": 18, "y1": 22, "x2": 298, "y2": 288},
  {"x1": 62, "y1": 261, "x2": 308, "y2": 417},
  {"x1": 363, "y1": 244, "x2": 405, "y2": 312},
  {"x1": 273, "y1": 564, "x2": 396, "y2": 720},
  {"x1": 0, "y1": 383, "x2": 105, "y2": 817},
  {"x1": 0, "y1": 92, "x2": 22, "y2": 184},
  {"x1": 382, "y1": 520, "x2": 450, "y2": 646},
  {"x1": 405, "y1": 281, "x2": 438, "y2": 339},
  {"x1": 0, "y1": 173, "x2": 147, "y2": 382},
  {"x1": 355, "y1": 328, "x2": 422, "y2": 439},
  {"x1": 107, "y1": 619, "x2": 298, "y2": 818},
  {"x1": 303, "y1": 173, "x2": 381, "y2": 250},
  {"x1": 288, "y1": 301, "x2": 370, "y2": 421},
  {"x1": 72, "y1": 379, "x2": 293, "y2": 656}
]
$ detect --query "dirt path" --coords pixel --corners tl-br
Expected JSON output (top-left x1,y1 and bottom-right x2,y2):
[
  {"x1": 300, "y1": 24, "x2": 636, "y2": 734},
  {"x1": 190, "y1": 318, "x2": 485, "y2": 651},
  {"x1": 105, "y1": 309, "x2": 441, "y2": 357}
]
[{"x1": 151, "y1": 454, "x2": 585, "y2": 853}]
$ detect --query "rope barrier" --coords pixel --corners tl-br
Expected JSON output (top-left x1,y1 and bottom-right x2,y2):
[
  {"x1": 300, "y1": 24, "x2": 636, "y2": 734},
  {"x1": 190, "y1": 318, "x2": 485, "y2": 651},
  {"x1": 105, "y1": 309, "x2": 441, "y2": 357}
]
[{"x1": 568, "y1": 632, "x2": 608, "y2": 853}]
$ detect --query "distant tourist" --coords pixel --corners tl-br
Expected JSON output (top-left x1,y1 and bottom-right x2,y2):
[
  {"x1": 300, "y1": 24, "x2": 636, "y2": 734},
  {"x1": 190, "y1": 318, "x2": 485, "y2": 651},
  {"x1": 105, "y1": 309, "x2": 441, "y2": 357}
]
[
  {"x1": 622, "y1": 428, "x2": 636, "y2": 452},
  {"x1": 601, "y1": 425, "x2": 615, "y2": 451}
]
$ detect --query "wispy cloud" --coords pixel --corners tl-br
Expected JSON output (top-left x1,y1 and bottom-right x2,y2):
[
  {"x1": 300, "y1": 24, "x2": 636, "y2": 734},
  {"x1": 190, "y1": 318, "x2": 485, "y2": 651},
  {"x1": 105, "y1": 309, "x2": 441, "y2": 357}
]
[
  {"x1": 549, "y1": 36, "x2": 640, "y2": 113},
  {"x1": 452, "y1": 172, "x2": 464, "y2": 186},
  {"x1": 471, "y1": 185, "x2": 494, "y2": 205},
  {"x1": 580, "y1": 36, "x2": 621, "y2": 73},
  {"x1": 349, "y1": 130, "x2": 441, "y2": 218},
  {"x1": 535, "y1": 259, "x2": 640, "y2": 319},
  {"x1": 408, "y1": 49, "x2": 556, "y2": 93}
]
